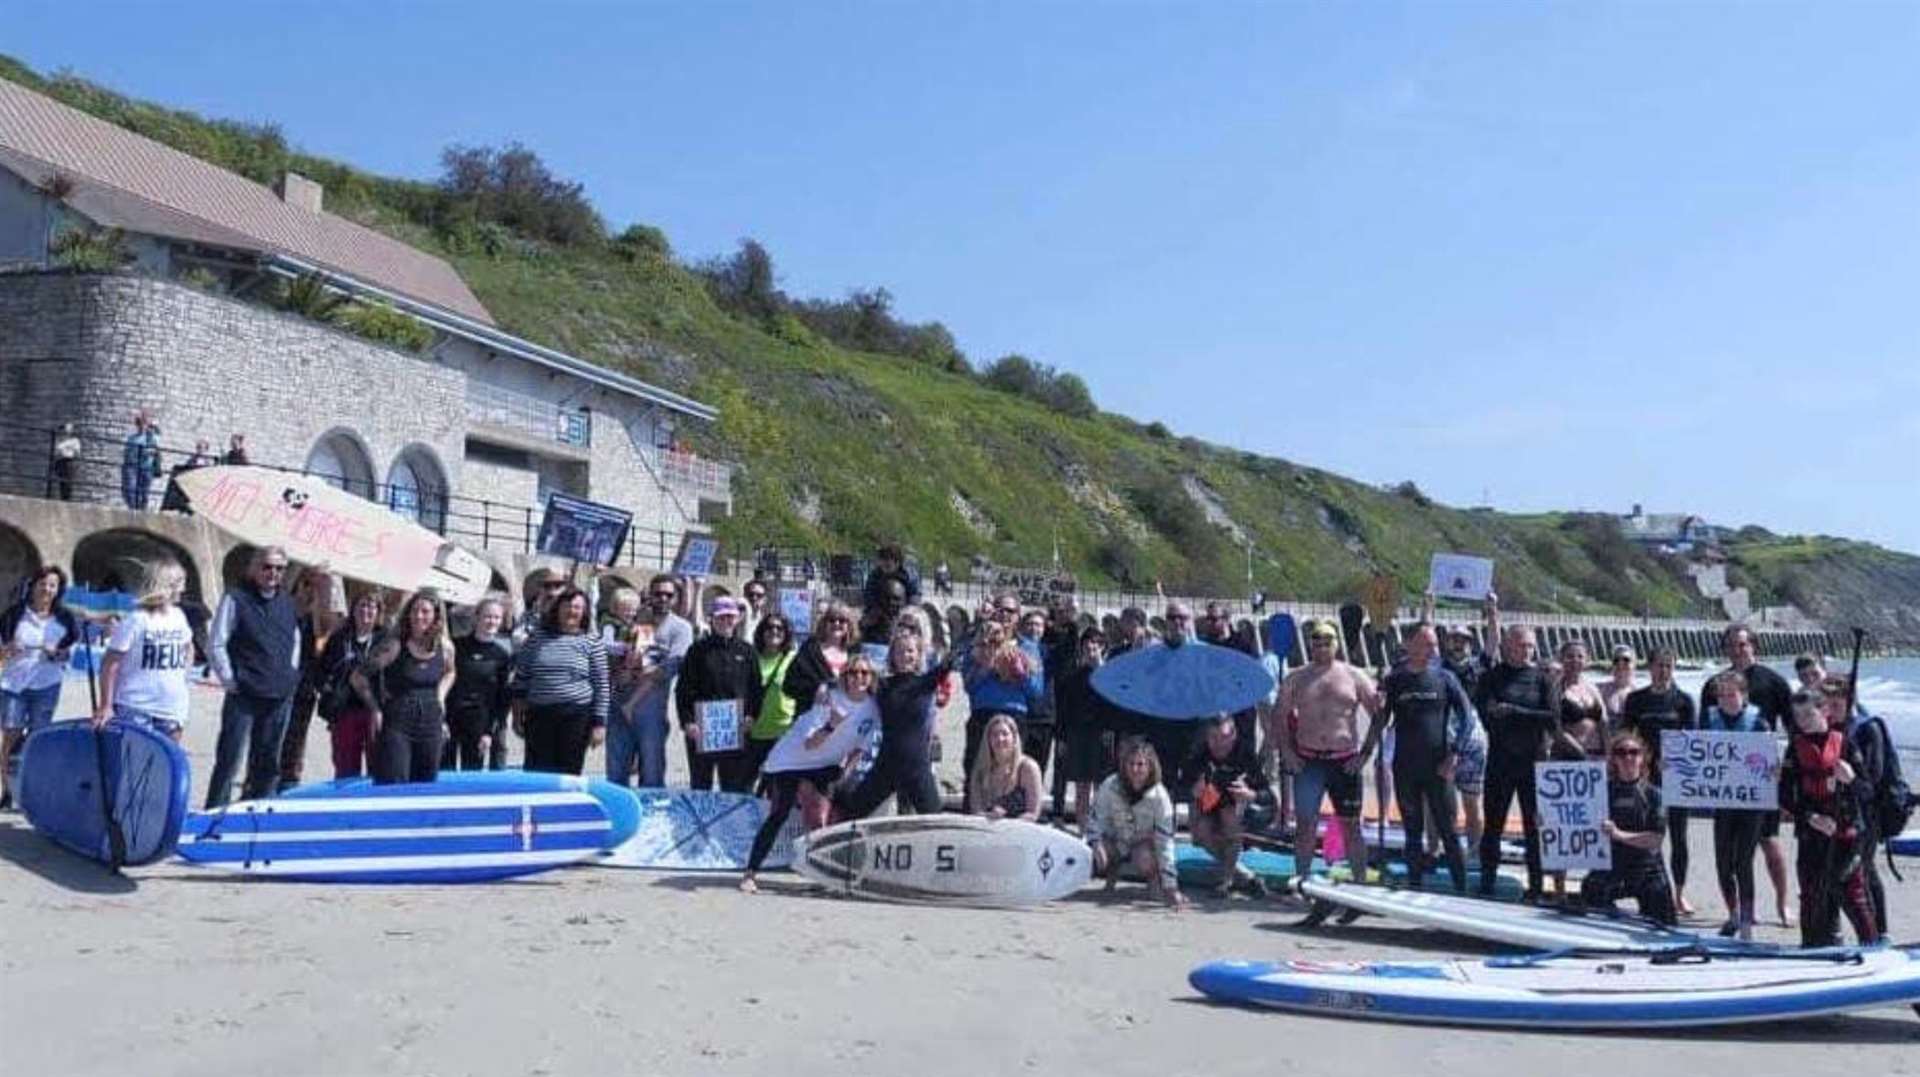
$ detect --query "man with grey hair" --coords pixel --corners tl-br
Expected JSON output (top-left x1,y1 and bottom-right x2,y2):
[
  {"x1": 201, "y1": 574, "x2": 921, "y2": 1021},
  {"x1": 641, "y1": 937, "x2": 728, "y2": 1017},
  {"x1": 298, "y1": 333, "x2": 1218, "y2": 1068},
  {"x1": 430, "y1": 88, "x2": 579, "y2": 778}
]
[
  {"x1": 1472, "y1": 596, "x2": 1558, "y2": 901},
  {"x1": 205, "y1": 545, "x2": 302, "y2": 807}
]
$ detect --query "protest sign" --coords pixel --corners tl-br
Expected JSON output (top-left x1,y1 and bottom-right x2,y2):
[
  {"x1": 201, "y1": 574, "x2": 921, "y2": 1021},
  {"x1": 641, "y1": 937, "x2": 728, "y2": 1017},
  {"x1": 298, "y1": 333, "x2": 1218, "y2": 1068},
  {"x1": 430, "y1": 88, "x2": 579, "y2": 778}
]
[
  {"x1": 1660, "y1": 730, "x2": 1781, "y2": 810},
  {"x1": 536, "y1": 493, "x2": 632, "y2": 566},
  {"x1": 1429, "y1": 553, "x2": 1495, "y2": 602},
  {"x1": 673, "y1": 533, "x2": 721, "y2": 578},
  {"x1": 988, "y1": 566, "x2": 1077, "y2": 608},
  {"x1": 697, "y1": 699, "x2": 742, "y2": 753},
  {"x1": 779, "y1": 588, "x2": 813, "y2": 640},
  {"x1": 1535, "y1": 761, "x2": 1611, "y2": 872}
]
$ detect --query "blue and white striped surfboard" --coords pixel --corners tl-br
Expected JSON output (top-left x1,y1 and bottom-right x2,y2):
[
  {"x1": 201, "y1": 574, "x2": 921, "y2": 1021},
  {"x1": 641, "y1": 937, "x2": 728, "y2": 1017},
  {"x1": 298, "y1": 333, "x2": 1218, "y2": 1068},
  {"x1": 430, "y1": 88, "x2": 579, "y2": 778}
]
[{"x1": 176, "y1": 787, "x2": 611, "y2": 883}]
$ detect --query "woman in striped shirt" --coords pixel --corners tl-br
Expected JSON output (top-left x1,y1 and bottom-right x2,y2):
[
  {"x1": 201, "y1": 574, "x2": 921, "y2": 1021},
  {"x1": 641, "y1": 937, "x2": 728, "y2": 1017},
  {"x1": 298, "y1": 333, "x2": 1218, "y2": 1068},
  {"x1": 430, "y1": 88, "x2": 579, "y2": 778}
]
[{"x1": 511, "y1": 585, "x2": 609, "y2": 775}]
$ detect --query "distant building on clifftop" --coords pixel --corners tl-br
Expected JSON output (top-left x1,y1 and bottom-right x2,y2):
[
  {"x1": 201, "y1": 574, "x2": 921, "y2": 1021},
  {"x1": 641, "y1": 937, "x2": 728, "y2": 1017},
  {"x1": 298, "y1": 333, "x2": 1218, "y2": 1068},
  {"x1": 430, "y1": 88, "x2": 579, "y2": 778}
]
[{"x1": 1619, "y1": 503, "x2": 1723, "y2": 554}]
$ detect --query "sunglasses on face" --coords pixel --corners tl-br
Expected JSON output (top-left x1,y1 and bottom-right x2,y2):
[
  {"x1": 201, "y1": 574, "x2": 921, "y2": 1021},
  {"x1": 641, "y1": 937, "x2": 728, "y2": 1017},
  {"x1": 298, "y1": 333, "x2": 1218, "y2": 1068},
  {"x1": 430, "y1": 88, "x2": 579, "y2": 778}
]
[
  {"x1": 846, "y1": 670, "x2": 874, "y2": 679},
  {"x1": 261, "y1": 564, "x2": 288, "y2": 574},
  {"x1": 1168, "y1": 614, "x2": 1191, "y2": 622},
  {"x1": 649, "y1": 591, "x2": 676, "y2": 600},
  {"x1": 1310, "y1": 635, "x2": 1336, "y2": 644},
  {"x1": 1611, "y1": 748, "x2": 1643, "y2": 758}
]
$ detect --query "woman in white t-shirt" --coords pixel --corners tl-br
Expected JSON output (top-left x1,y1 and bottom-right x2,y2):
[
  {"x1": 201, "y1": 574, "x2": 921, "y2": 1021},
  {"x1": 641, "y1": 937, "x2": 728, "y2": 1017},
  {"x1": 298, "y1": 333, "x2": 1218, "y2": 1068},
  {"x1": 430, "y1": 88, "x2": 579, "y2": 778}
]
[
  {"x1": 93, "y1": 560, "x2": 195, "y2": 741},
  {"x1": 1, "y1": 565, "x2": 80, "y2": 810},
  {"x1": 739, "y1": 653, "x2": 882, "y2": 893}
]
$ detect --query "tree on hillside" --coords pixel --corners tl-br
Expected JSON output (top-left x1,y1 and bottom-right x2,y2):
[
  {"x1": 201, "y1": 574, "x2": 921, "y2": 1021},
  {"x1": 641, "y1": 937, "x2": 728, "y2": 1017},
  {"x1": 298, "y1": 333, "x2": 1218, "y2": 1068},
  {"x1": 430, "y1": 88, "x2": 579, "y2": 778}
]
[
  {"x1": 983, "y1": 354, "x2": 1098, "y2": 418},
  {"x1": 698, "y1": 238, "x2": 784, "y2": 321},
  {"x1": 438, "y1": 143, "x2": 604, "y2": 246}
]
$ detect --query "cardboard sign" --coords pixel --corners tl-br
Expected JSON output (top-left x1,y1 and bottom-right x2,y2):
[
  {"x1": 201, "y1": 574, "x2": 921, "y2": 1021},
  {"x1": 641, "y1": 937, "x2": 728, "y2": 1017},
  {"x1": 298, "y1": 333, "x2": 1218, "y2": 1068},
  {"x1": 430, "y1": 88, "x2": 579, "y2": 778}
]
[
  {"x1": 696, "y1": 698, "x2": 742, "y2": 754},
  {"x1": 1429, "y1": 553, "x2": 1495, "y2": 602},
  {"x1": 779, "y1": 588, "x2": 813, "y2": 641},
  {"x1": 1534, "y1": 761, "x2": 1611, "y2": 872},
  {"x1": 674, "y1": 533, "x2": 722, "y2": 579},
  {"x1": 536, "y1": 492, "x2": 632, "y2": 566},
  {"x1": 860, "y1": 642, "x2": 891, "y2": 672},
  {"x1": 1660, "y1": 730, "x2": 1781, "y2": 810},
  {"x1": 988, "y1": 566, "x2": 1077, "y2": 608}
]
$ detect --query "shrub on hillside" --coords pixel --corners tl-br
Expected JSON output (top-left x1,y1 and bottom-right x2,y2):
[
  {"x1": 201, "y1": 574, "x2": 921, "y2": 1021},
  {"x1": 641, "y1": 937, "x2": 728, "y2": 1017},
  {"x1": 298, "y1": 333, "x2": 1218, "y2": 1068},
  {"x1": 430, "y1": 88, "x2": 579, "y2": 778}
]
[
  {"x1": 982, "y1": 354, "x2": 1097, "y2": 418},
  {"x1": 437, "y1": 143, "x2": 604, "y2": 247}
]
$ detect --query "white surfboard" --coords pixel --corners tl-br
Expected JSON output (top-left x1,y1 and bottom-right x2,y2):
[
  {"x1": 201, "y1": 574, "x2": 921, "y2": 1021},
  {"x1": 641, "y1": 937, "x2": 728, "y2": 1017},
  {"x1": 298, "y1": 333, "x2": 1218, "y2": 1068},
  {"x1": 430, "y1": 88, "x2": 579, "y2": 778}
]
[
  {"x1": 175, "y1": 465, "x2": 490, "y2": 604},
  {"x1": 1297, "y1": 878, "x2": 1729, "y2": 953},
  {"x1": 1191, "y1": 946, "x2": 1920, "y2": 1028},
  {"x1": 795, "y1": 814, "x2": 1092, "y2": 907}
]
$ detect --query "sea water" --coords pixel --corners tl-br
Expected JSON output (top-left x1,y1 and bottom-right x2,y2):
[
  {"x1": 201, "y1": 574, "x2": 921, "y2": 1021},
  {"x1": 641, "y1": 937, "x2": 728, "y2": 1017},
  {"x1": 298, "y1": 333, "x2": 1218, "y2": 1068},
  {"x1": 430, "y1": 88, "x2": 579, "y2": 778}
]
[{"x1": 1673, "y1": 657, "x2": 1920, "y2": 764}]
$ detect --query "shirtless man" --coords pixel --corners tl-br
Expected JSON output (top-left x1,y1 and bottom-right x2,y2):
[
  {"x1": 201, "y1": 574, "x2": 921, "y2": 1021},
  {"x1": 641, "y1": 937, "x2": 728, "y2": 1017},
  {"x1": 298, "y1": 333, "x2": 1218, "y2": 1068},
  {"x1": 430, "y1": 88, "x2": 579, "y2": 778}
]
[{"x1": 1274, "y1": 619, "x2": 1384, "y2": 879}]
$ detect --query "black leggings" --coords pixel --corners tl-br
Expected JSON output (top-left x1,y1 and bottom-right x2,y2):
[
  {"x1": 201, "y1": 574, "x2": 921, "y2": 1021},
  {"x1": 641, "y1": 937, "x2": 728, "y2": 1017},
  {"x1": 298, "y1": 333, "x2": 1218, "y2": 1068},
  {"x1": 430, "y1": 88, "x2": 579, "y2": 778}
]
[
  {"x1": 441, "y1": 704, "x2": 493, "y2": 771},
  {"x1": 373, "y1": 698, "x2": 445, "y2": 785},
  {"x1": 746, "y1": 768, "x2": 836, "y2": 873},
  {"x1": 1667, "y1": 804, "x2": 1690, "y2": 893},
  {"x1": 1481, "y1": 757, "x2": 1542, "y2": 893},
  {"x1": 686, "y1": 736, "x2": 756, "y2": 793},
  {"x1": 1395, "y1": 763, "x2": 1465, "y2": 891},
  {"x1": 1582, "y1": 866, "x2": 1677, "y2": 925},
  {"x1": 525, "y1": 702, "x2": 594, "y2": 775},
  {"x1": 836, "y1": 755, "x2": 942, "y2": 820},
  {"x1": 1713, "y1": 809, "x2": 1765, "y2": 921}
]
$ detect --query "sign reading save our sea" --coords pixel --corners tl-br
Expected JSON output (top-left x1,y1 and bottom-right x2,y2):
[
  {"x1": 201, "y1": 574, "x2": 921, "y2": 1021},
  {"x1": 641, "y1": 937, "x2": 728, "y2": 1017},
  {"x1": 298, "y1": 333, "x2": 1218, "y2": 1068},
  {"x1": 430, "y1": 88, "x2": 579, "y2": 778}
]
[
  {"x1": 1534, "y1": 761, "x2": 1610, "y2": 872},
  {"x1": 1659, "y1": 730, "x2": 1781, "y2": 810}
]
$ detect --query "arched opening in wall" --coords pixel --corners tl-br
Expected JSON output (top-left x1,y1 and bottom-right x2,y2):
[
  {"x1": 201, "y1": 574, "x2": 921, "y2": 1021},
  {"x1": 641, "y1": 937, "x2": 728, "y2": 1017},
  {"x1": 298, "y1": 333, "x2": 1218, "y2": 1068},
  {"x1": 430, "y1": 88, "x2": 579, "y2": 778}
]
[
  {"x1": 387, "y1": 445, "x2": 448, "y2": 535},
  {"x1": 305, "y1": 429, "x2": 377, "y2": 501},
  {"x1": 0, "y1": 523, "x2": 43, "y2": 599},
  {"x1": 71, "y1": 529, "x2": 203, "y2": 610}
]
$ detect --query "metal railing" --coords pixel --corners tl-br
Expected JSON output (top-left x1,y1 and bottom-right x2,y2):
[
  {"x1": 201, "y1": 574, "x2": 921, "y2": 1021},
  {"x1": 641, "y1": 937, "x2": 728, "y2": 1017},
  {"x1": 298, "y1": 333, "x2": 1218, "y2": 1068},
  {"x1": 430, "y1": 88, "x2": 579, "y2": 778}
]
[
  {"x1": 465, "y1": 380, "x2": 592, "y2": 449},
  {"x1": 0, "y1": 419, "x2": 700, "y2": 573},
  {"x1": 638, "y1": 443, "x2": 731, "y2": 496}
]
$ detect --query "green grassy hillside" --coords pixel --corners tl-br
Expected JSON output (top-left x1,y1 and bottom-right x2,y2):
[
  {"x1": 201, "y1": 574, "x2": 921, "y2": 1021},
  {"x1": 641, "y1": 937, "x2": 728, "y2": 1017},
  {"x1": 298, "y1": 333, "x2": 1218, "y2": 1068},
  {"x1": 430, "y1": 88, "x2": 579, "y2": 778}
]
[{"x1": 11, "y1": 56, "x2": 1920, "y2": 639}]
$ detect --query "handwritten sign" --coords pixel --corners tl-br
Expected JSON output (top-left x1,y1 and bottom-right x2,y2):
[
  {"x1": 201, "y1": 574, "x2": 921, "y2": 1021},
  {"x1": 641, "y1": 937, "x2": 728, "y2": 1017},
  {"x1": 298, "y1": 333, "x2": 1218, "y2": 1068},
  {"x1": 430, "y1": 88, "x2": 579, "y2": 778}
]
[
  {"x1": 1660, "y1": 730, "x2": 1780, "y2": 810},
  {"x1": 1535, "y1": 761, "x2": 1611, "y2": 872},
  {"x1": 779, "y1": 588, "x2": 813, "y2": 641},
  {"x1": 988, "y1": 566, "x2": 1076, "y2": 608},
  {"x1": 860, "y1": 642, "x2": 891, "y2": 672},
  {"x1": 696, "y1": 698, "x2": 743, "y2": 754},
  {"x1": 1429, "y1": 553, "x2": 1495, "y2": 602},
  {"x1": 175, "y1": 466, "x2": 439, "y2": 589},
  {"x1": 674, "y1": 533, "x2": 722, "y2": 579}
]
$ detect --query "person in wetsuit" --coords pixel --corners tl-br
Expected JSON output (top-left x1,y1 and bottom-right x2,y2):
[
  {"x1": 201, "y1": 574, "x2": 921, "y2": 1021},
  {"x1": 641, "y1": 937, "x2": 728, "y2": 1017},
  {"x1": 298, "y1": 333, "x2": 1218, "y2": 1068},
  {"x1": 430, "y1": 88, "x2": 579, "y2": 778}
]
[
  {"x1": 1379, "y1": 622, "x2": 1477, "y2": 892},
  {"x1": 353, "y1": 592, "x2": 454, "y2": 785},
  {"x1": 1703, "y1": 624, "x2": 1796, "y2": 926},
  {"x1": 1185, "y1": 712, "x2": 1271, "y2": 897},
  {"x1": 1620, "y1": 645, "x2": 1698, "y2": 915},
  {"x1": 1580, "y1": 730, "x2": 1677, "y2": 924},
  {"x1": 1781, "y1": 686, "x2": 1878, "y2": 947},
  {"x1": 1473, "y1": 619, "x2": 1558, "y2": 900},
  {"x1": 444, "y1": 597, "x2": 512, "y2": 771},
  {"x1": 834, "y1": 632, "x2": 954, "y2": 819}
]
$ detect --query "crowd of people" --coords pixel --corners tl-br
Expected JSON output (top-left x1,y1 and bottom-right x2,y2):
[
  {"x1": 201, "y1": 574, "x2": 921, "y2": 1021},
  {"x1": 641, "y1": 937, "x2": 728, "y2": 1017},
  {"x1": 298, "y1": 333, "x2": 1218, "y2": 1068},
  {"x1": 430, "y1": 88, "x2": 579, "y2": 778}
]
[{"x1": 0, "y1": 541, "x2": 1908, "y2": 942}]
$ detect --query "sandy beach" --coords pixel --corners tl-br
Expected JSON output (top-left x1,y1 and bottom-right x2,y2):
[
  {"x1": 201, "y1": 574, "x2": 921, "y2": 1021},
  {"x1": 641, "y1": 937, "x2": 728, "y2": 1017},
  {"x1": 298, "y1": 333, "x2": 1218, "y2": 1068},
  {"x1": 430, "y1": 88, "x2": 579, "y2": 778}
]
[{"x1": 3, "y1": 681, "x2": 1917, "y2": 1077}]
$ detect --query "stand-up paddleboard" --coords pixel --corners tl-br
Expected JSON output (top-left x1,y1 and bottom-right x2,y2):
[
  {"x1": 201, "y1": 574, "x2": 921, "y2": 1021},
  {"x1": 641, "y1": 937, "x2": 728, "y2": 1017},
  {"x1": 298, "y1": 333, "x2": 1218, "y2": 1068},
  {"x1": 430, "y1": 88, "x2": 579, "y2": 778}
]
[
  {"x1": 174, "y1": 465, "x2": 491, "y2": 604},
  {"x1": 1176, "y1": 844, "x2": 1521, "y2": 898},
  {"x1": 1316, "y1": 820, "x2": 1528, "y2": 865},
  {"x1": 1190, "y1": 946, "x2": 1920, "y2": 1028},
  {"x1": 796, "y1": 814, "x2": 1091, "y2": 906},
  {"x1": 19, "y1": 719, "x2": 191, "y2": 866},
  {"x1": 280, "y1": 771, "x2": 641, "y2": 849},
  {"x1": 1297, "y1": 878, "x2": 1724, "y2": 952},
  {"x1": 600, "y1": 788, "x2": 805, "y2": 871},
  {"x1": 1893, "y1": 830, "x2": 1919, "y2": 857},
  {"x1": 177, "y1": 785, "x2": 610, "y2": 882},
  {"x1": 1264, "y1": 613, "x2": 1297, "y2": 668},
  {"x1": 1337, "y1": 603, "x2": 1367, "y2": 666},
  {"x1": 1091, "y1": 640, "x2": 1276, "y2": 719}
]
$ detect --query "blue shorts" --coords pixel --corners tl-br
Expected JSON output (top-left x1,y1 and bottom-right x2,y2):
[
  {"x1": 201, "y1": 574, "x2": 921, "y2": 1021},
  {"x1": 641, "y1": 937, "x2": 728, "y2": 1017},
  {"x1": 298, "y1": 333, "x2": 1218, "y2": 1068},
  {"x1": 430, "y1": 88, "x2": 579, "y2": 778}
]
[
  {"x1": 115, "y1": 706, "x2": 185, "y2": 739},
  {"x1": 1293, "y1": 756, "x2": 1364, "y2": 820},
  {"x1": 1, "y1": 683, "x2": 61, "y2": 733},
  {"x1": 1453, "y1": 735, "x2": 1488, "y2": 795}
]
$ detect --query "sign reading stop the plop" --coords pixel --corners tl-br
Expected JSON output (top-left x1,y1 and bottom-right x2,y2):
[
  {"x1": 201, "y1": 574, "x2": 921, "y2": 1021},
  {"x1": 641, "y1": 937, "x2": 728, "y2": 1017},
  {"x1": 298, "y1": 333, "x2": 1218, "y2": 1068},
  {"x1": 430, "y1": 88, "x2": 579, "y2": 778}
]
[{"x1": 1534, "y1": 761, "x2": 1611, "y2": 872}]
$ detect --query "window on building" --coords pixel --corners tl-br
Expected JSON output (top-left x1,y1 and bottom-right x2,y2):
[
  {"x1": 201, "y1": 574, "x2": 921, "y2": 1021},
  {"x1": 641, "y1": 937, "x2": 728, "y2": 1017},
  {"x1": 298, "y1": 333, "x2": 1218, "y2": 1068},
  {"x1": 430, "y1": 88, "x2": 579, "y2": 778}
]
[{"x1": 387, "y1": 447, "x2": 448, "y2": 534}]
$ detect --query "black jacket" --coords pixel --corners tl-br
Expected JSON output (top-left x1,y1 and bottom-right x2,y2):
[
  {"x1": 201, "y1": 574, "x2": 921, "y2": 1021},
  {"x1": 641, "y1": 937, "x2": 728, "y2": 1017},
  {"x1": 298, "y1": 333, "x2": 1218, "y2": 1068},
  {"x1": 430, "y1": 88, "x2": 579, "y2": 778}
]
[
  {"x1": 676, "y1": 632, "x2": 763, "y2": 733},
  {"x1": 782, "y1": 636, "x2": 841, "y2": 711}
]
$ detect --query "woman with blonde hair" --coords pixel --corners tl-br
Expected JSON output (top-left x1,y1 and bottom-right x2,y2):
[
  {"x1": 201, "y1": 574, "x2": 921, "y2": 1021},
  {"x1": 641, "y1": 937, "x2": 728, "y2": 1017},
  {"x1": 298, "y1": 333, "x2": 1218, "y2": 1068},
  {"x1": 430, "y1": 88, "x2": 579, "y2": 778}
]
[
  {"x1": 352, "y1": 592, "x2": 455, "y2": 784},
  {"x1": 968, "y1": 713, "x2": 1042, "y2": 821},
  {"x1": 91, "y1": 559, "x2": 194, "y2": 742},
  {"x1": 1086, "y1": 737, "x2": 1184, "y2": 908},
  {"x1": 959, "y1": 618, "x2": 1042, "y2": 808}
]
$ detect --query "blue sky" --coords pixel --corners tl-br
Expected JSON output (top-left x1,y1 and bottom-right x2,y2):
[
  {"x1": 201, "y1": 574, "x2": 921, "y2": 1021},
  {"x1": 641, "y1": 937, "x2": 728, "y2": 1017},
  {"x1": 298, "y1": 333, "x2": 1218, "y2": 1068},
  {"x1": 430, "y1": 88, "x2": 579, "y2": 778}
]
[{"x1": 10, "y1": 3, "x2": 1919, "y2": 551}]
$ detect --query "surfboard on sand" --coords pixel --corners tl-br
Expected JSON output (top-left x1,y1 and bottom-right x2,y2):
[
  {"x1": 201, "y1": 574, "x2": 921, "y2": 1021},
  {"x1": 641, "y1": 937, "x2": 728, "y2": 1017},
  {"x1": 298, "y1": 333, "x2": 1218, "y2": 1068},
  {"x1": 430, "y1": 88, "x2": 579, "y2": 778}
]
[
  {"x1": 599, "y1": 788, "x2": 805, "y2": 871},
  {"x1": 1892, "y1": 830, "x2": 1919, "y2": 857},
  {"x1": 1176, "y1": 844, "x2": 1521, "y2": 898},
  {"x1": 20, "y1": 719, "x2": 191, "y2": 867},
  {"x1": 281, "y1": 770, "x2": 642, "y2": 849},
  {"x1": 174, "y1": 465, "x2": 490, "y2": 604},
  {"x1": 1189, "y1": 946, "x2": 1920, "y2": 1028},
  {"x1": 796, "y1": 814, "x2": 1092, "y2": 906},
  {"x1": 1296, "y1": 878, "x2": 1725, "y2": 952},
  {"x1": 1090, "y1": 640, "x2": 1276, "y2": 719},
  {"x1": 176, "y1": 785, "x2": 610, "y2": 882}
]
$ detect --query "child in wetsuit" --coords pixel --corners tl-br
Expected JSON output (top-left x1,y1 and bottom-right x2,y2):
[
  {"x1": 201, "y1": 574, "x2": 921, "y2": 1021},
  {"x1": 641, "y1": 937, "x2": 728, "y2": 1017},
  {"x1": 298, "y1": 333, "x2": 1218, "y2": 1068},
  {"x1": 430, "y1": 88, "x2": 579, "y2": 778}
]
[
  {"x1": 1702, "y1": 672, "x2": 1769, "y2": 940},
  {"x1": 1580, "y1": 731, "x2": 1677, "y2": 925},
  {"x1": 1779, "y1": 687, "x2": 1879, "y2": 947},
  {"x1": 832, "y1": 633, "x2": 953, "y2": 820}
]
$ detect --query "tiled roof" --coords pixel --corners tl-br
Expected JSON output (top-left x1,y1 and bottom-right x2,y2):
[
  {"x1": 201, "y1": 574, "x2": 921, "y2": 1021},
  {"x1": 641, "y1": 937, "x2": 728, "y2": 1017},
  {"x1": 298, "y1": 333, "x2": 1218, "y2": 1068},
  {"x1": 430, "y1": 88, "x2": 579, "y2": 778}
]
[{"x1": 0, "y1": 76, "x2": 492, "y2": 324}]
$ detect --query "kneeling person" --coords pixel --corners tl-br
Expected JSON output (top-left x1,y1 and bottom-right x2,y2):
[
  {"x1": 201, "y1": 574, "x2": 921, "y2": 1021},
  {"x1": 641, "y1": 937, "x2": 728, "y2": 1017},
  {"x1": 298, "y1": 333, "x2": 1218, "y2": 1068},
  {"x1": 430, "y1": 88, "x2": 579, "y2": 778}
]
[
  {"x1": 1186, "y1": 713, "x2": 1270, "y2": 896},
  {"x1": 1087, "y1": 737, "x2": 1186, "y2": 909},
  {"x1": 1580, "y1": 732, "x2": 1677, "y2": 925}
]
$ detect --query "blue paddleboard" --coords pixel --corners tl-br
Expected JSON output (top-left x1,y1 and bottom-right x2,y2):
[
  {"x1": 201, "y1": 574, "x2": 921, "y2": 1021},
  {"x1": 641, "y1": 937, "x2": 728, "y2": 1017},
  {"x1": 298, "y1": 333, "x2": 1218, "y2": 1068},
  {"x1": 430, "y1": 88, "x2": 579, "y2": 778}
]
[
  {"x1": 1091, "y1": 640, "x2": 1277, "y2": 719},
  {"x1": 19, "y1": 719, "x2": 191, "y2": 866},
  {"x1": 178, "y1": 785, "x2": 611, "y2": 883},
  {"x1": 280, "y1": 770, "x2": 641, "y2": 848},
  {"x1": 600, "y1": 788, "x2": 804, "y2": 870},
  {"x1": 1264, "y1": 613, "x2": 1297, "y2": 665},
  {"x1": 1189, "y1": 946, "x2": 1920, "y2": 1028},
  {"x1": 1174, "y1": 844, "x2": 1521, "y2": 898},
  {"x1": 1892, "y1": 830, "x2": 1919, "y2": 858}
]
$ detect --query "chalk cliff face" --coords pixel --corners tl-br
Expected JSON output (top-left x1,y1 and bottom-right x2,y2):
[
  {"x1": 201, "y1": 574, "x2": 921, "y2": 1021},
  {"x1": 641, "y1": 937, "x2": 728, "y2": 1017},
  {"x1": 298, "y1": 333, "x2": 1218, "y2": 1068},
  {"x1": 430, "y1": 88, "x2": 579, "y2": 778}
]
[{"x1": 9, "y1": 54, "x2": 1920, "y2": 644}]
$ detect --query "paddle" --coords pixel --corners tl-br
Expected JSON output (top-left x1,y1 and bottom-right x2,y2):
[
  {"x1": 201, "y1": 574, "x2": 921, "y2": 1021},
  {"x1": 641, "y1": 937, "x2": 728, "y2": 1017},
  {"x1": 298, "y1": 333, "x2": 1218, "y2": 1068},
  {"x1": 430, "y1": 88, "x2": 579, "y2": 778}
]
[{"x1": 82, "y1": 622, "x2": 126, "y2": 872}]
